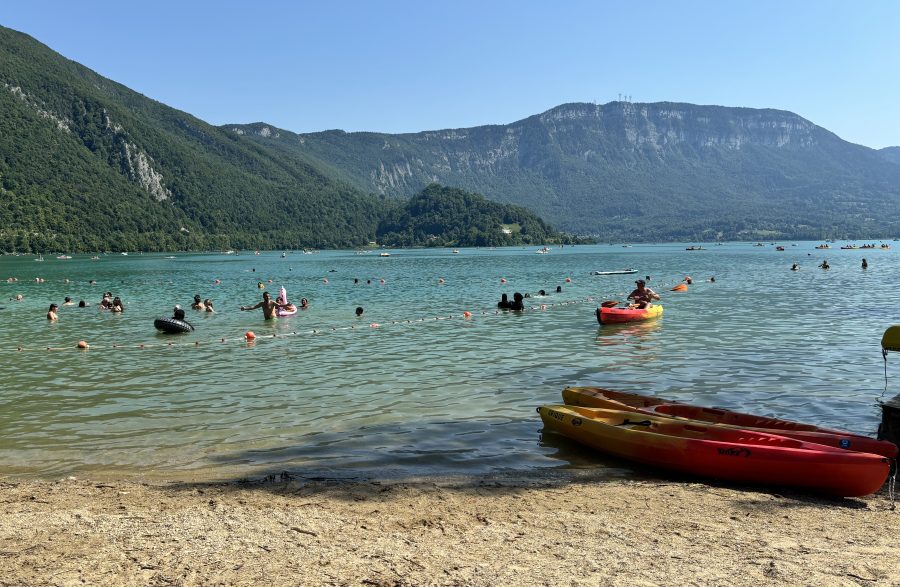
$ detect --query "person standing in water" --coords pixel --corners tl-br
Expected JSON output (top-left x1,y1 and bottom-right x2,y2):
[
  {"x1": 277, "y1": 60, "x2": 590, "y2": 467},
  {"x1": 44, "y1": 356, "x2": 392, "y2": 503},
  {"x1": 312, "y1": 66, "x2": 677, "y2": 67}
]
[
  {"x1": 47, "y1": 303, "x2": 59, "y2": 321},
  {"x1": 862, "y1": 258, "x2": 868, "y2": 270},
  {"x1": 240, "y1": 291, "x2": 284, "y2": 320}
]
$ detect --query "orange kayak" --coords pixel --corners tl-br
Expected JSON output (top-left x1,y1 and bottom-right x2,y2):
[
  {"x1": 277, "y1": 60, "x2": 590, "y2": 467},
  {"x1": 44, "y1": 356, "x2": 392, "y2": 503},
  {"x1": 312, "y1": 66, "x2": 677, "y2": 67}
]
[
  {"x1": 596, "y1": 305, "x2": 663, "y2": 324},
  {"x1": 561, "y1": 387, "x2": 898, "y2": 458},
  {"x1": 538, "y1": 405, "x2": 890, "y2": 497}
]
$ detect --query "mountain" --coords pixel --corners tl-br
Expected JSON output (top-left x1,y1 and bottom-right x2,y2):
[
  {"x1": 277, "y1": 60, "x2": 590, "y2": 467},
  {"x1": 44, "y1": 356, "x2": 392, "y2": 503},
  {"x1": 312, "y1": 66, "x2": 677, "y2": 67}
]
[
  {"x1": 228, "y1": 104, "x2": 900, "y2": 241},
  {"x1": 4, "y1": 23, "x2": 899, "y2": 250},
  {"x1": 376, "y1": 184, "x2": 570, "y2": 247},
  {"x1": 879, "y1": 147, "x2": 900, "y2": 166},
  {"x1": 0, "y1": 26, "x2": 385, "y2": 252}
]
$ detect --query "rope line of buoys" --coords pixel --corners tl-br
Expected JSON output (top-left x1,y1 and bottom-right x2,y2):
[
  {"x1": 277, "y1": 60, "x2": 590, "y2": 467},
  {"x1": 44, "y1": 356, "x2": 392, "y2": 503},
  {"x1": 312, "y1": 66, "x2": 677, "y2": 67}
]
[{"x1": 2, "y1": 296, "x2": 604, "y2": 353}]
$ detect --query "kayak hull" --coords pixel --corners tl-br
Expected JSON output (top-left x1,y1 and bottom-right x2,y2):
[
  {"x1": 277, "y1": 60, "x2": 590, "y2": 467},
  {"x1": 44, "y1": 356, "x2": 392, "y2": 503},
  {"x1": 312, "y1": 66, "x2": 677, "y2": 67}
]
[
  {"x1": 561, "y1": 387, "x2": 898, "y2": 458},
  {"x1": 539, "y1": 405, "x2": 890, "y2": 497},
  {"x1": 597, "y1": 305, "x2": 663, "y2": 324}
]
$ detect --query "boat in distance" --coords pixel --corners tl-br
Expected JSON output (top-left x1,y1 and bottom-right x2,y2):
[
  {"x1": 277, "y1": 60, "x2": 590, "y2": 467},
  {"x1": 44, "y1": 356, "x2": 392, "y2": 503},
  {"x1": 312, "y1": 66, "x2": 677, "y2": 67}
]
[{"x1": 592, "y1": 269, "x2": 638, "y2": 275}]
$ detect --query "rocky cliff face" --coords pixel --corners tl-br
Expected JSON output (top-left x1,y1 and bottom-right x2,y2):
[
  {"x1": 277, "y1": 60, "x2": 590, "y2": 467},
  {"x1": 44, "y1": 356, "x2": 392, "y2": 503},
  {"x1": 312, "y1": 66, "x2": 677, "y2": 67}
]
[
  {"x1": 228, "y1": 102, "x2": 900, "y2": 240},
  {"x1": 269, "y1": 102, "x2": 832, "y2": 200}
]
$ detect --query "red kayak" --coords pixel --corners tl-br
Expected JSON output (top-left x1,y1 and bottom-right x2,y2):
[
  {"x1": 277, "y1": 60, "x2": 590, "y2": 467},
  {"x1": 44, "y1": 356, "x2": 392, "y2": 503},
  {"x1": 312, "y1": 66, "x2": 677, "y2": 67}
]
[
  {"x1": 539, "y1": 405, "x2": 891, "y2": 497},
  {"x1": 561, "y1": 387, "x2": 898, "y2": 458},
  {"x1": 596, "y1": 304, "x2": 663, "y2": 324}
]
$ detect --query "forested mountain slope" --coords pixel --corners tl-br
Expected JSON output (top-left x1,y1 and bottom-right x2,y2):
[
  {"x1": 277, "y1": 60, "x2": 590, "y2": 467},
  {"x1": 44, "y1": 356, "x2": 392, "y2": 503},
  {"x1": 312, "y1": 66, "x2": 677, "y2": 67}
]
[
  {"x1": 0, "y1": 26, "x2": 381, "y2": 252},
  {"x1": 229, "y1": 103, "x2": 900, "y2": 241}
]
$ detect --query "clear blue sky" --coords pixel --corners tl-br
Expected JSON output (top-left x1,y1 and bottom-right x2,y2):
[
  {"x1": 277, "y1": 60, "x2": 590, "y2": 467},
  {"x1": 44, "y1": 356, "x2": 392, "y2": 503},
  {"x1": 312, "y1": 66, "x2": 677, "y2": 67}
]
[{"x1": 4, "y1": 1, "x2": 899, "y2": 147}]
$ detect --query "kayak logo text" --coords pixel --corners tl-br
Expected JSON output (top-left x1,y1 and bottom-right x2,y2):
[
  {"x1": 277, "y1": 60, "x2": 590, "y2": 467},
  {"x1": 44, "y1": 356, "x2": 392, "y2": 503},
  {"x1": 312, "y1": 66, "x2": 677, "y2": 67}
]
[{"x1": 717, "y1": 447, "x2": 751, "y2": 458}]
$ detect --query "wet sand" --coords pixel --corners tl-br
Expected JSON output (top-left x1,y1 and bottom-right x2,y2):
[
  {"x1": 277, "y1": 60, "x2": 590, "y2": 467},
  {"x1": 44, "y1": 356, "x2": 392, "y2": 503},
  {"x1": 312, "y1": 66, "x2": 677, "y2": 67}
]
[{"x1": 1, "y1": 469, "x2": 898, "y2": 586}]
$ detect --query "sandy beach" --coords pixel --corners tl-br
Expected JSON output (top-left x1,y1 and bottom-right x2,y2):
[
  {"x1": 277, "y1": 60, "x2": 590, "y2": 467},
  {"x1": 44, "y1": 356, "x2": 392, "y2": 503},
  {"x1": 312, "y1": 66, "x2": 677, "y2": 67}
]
[{"x1": 1, "y1": 469, "x2": 897, "y2": 586}]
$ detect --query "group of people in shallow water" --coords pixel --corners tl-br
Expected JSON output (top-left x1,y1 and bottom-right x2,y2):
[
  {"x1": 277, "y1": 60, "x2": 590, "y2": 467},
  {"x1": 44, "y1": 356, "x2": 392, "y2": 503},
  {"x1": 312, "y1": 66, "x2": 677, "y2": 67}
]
[
  {"x1": 169, "y1": 294, "x2": 217, "y2": 322},
  {"x1": 790, "y1": 258, "x2": 869, "y2": 271},
  {"x1": 497, "y1": 286, "x2": 563, "y2": 311},
  {"x1": 47, "y1": 291, "x2": 124, "y2": 320}
]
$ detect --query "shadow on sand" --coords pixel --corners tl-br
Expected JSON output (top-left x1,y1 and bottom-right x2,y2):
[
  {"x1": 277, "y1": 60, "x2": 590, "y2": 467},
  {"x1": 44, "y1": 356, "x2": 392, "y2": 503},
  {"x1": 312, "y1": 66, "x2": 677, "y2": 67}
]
[{"x1": 153, "y1": 423, "x2": 879, "y2": 511}]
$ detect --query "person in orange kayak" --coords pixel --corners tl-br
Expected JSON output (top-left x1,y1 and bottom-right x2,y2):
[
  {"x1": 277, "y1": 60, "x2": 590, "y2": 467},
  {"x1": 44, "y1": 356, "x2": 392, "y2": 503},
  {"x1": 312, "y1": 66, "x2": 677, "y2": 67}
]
[{"x1": 627, "y1": 279, "x2": 660, "y2": 309}]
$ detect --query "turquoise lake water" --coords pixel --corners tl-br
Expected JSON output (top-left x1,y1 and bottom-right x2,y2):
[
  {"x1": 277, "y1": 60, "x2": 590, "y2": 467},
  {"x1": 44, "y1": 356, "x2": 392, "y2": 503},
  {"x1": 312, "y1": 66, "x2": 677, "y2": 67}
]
[{"x1": 0, "y1": 242, "x2": 896, "y2": 480}]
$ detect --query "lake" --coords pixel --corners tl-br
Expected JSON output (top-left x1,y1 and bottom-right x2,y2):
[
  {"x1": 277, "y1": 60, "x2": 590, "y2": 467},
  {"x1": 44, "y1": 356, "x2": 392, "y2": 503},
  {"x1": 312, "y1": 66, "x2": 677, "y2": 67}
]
[{"x1": 0, "y1": 242, "x2": 895, "y2": 480}]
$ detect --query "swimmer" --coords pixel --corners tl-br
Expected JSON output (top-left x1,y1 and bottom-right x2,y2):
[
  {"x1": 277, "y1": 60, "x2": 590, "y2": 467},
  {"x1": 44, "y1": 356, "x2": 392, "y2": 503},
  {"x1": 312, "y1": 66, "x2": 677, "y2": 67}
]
[
  {"x1": 538, "y1": 290, "x2": 547, "y2": 297},
  {"x1": 173, "y1": 305, "x2": 186, "y2": 320},
  {"x1": 78, "y1": 300, "x2": 87, "y2": 308},
  {"x1": 509, "y1": 293, "x2": 525, "y2": 311},
  {"x1": 354, "y1": 278, "x2": 359, "y2": 284},
  {"x1": 111, "y1": 296, "x2": 124, "y2": 312},
  {"x1": 862, "y1": 258, "x2": 868, "y2": 270},
  {"x1": 791, "y1": 263, "x2": 799, "y2": 271},
  {"x1": 204, "y1": 299, "x2": 215, "y2": 313},
  {"x1": 355, "y1": 306, "x2": 364, "y2": 317},
  {"x1": 241, "y1": 291, "x2": 284, "y2": 320},
  {"x1": 257, "y1": 281, "x2": 265, "y2": 289},
  {"x1": 556, "y1": 286, "x2": 562, "y2": 293},
  {"x1": 191, "y1": 294, "x2": 205, "y2": 311},
  {"x1": 498, "y1": 293, "x2": 511, "y2": 309},
  {"x1": 709, "y1": 276, "x2": 716, "y2": 283},
  {"x1": 300, "y1": 298, "x2": 309, "y2": 309},
  {"x1": 63, "y1": 296, "x2": 75, "y2": 306},
  {"x1": 47, "y1": 303, "x2": 59, "y2": 321},
  {"x1": 10, "y1": 294, "x2": 23, "y2": 301},
  {"x1": 684, "y1": 276, "x2": 693, "y2": 285}
]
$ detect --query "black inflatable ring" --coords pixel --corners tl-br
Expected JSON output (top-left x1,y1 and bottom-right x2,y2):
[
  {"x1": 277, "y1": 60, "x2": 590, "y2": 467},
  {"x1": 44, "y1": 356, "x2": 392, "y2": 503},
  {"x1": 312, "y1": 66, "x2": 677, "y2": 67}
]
[{"x1": 154, "y1": 317, "x2": 194, "y2": 334}]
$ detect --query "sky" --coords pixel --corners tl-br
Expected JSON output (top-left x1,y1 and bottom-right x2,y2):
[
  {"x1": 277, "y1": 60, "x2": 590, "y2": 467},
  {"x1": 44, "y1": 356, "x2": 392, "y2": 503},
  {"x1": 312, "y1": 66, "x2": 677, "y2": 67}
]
[{"x1": 4, "y1": 1, "x2": 900, "y2": 148}]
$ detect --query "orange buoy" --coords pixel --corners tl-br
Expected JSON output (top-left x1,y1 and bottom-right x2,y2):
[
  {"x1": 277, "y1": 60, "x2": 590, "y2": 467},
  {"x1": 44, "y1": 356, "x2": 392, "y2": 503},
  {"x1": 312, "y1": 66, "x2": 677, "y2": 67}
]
[
  {"x1": 380, "y1": 278, "x2": 385, "y2": 284},
  {"x1": 463, "y1": 311, "x2": 472, "y2": 318},
  {"x1": 370, "y1": 323, "x2": 380, "y2": 328},
  {"x1": 565, "y1": 277, "x2": 572, "y2": 283},
  {"x1": 671, "y1": 283, "x2": 688, "y2": 292},
  {"x1": 500, "y1": 278, "x2": 507, "y2": 284},
  {"x1": 245, "y1": 331, "x2": 256, "y2": 341},
  {"x1": 77, "y1": 340, "x2": 89, "y2": 349}
]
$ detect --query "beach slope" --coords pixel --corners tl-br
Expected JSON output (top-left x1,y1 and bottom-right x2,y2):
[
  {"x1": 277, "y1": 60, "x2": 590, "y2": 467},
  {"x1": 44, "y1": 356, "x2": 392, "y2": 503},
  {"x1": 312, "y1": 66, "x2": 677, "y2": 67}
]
[{"x1": 1, "y1": 470, "x2": 897, "y2": 586}]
